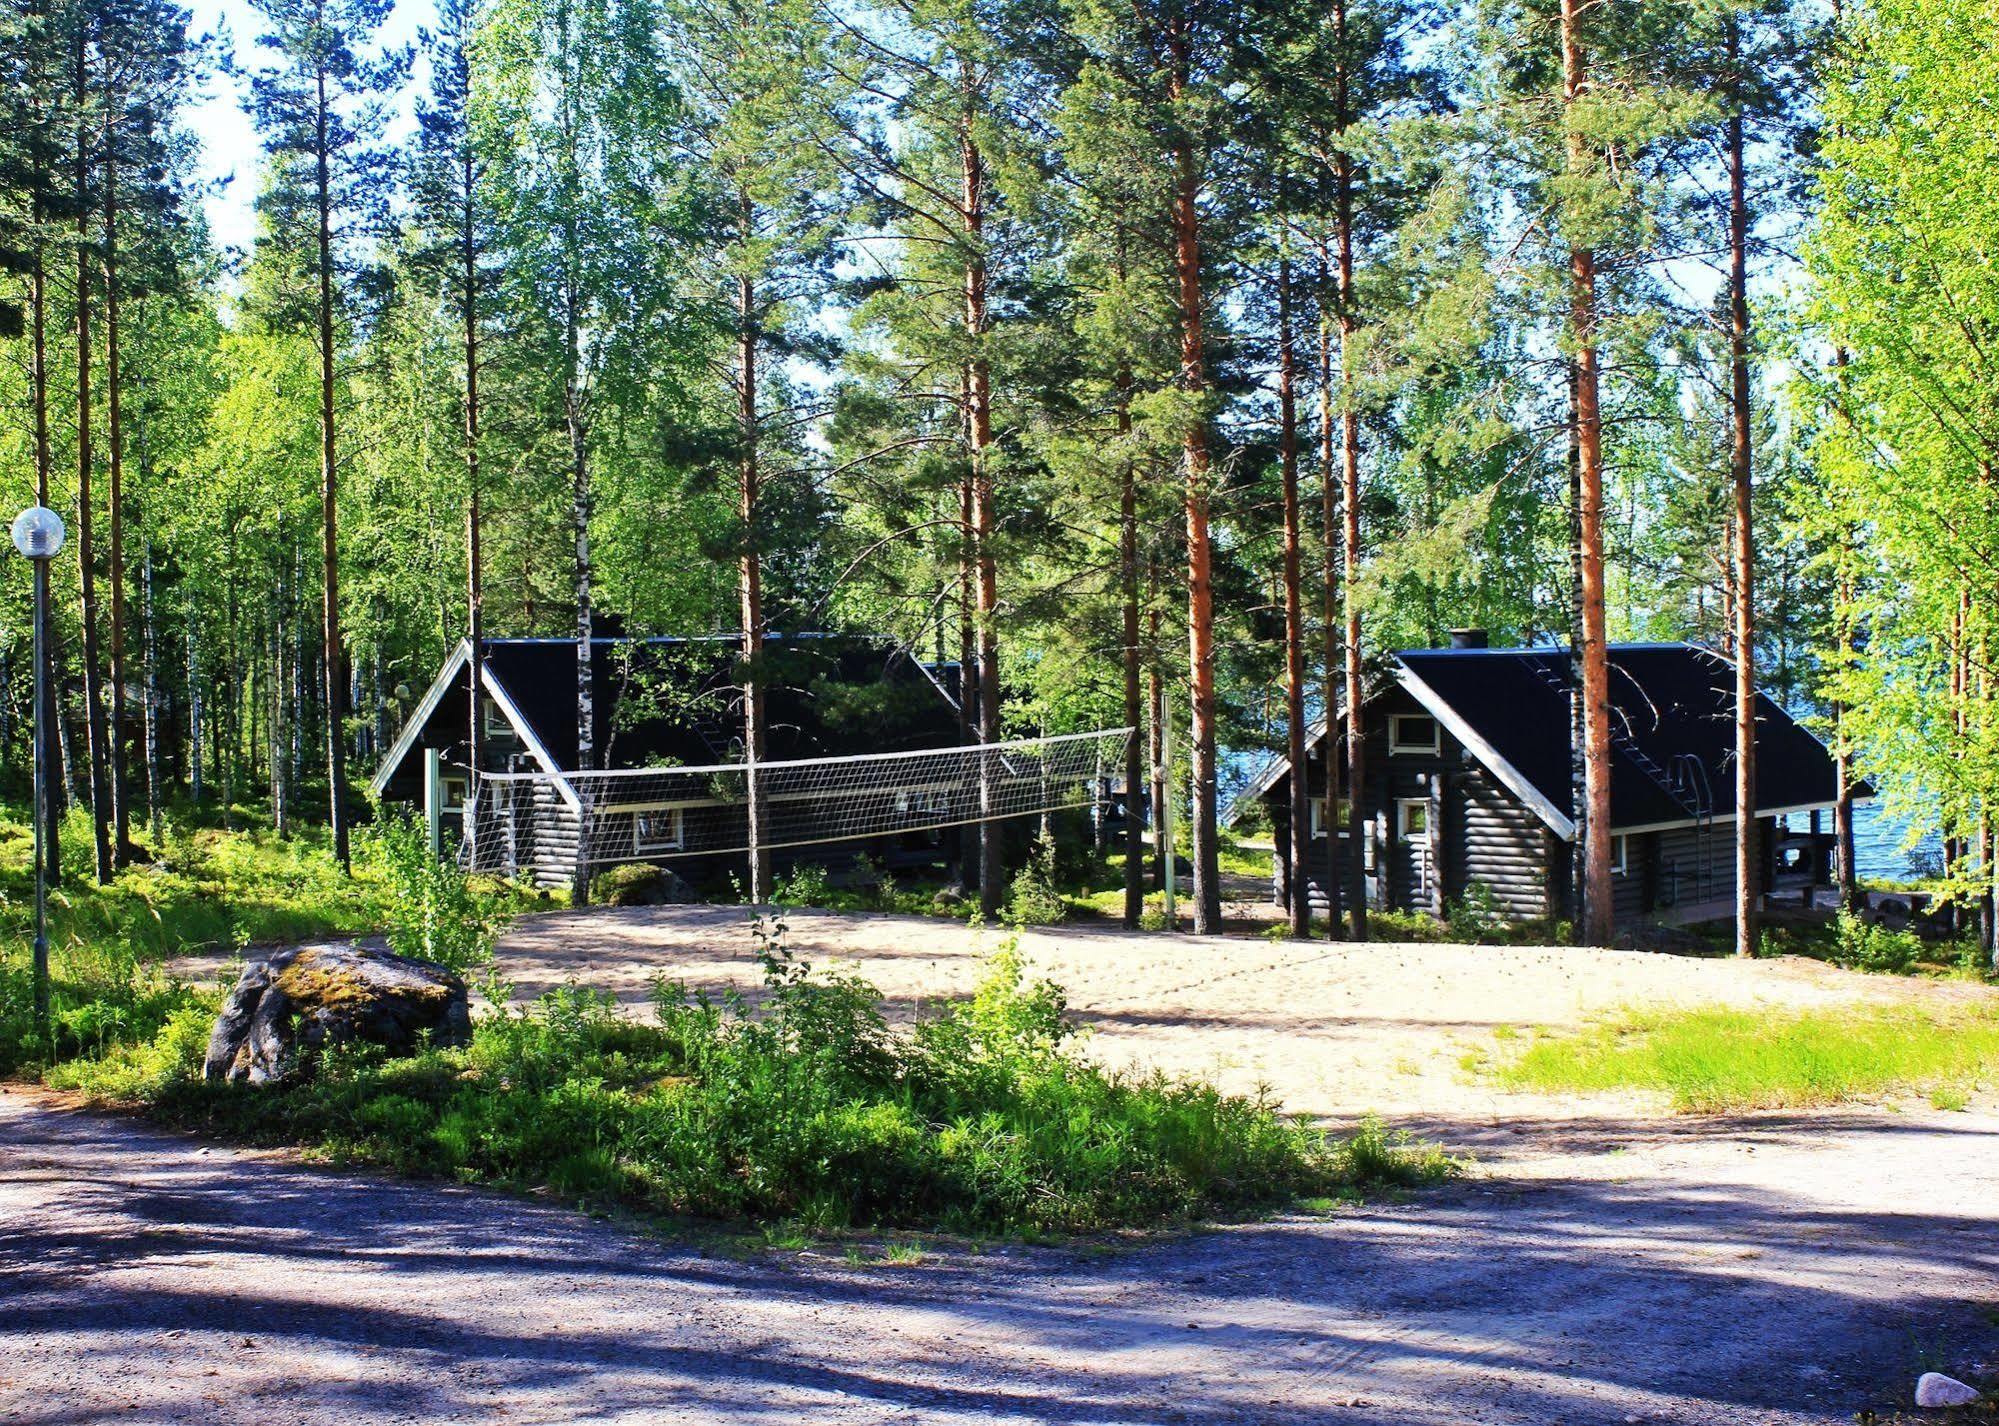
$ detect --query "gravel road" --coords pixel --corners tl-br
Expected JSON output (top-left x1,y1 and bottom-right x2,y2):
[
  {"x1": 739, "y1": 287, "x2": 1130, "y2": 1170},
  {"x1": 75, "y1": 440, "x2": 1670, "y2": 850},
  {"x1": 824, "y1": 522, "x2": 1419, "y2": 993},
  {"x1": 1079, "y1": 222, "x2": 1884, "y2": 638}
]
[{"x1": 11, "y1": 908, "x2": 1996, "y2": 1424}]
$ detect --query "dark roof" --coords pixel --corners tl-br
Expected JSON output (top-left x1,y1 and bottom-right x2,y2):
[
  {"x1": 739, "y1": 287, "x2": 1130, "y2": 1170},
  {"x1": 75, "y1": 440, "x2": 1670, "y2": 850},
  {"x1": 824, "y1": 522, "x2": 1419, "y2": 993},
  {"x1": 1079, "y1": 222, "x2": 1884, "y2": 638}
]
[
  {"x1": 487, "y1": 634, "x2": 960, "y2": 769},
  {"x1": 372, "y1": 633, "x2": 961, "y2": 795},
  {"x1": 1396, "y1": 643, "x2": 1849, "y2": 832}
]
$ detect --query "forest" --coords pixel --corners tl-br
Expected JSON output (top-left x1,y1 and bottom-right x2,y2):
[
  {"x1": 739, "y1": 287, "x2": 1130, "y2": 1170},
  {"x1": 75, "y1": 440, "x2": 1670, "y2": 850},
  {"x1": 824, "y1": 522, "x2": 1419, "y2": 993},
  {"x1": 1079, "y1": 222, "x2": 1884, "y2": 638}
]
[{"x1": 0, "y1": 0, "x2": 1992, "y2": 950}]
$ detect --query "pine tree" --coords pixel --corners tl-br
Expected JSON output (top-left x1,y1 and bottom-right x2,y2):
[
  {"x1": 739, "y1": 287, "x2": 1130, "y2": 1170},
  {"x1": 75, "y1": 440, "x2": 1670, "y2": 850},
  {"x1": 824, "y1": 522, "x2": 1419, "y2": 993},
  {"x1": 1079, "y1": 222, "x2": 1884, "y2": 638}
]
[{"x1": 242, "y1": 0, "x2": 407, "y2": 872}]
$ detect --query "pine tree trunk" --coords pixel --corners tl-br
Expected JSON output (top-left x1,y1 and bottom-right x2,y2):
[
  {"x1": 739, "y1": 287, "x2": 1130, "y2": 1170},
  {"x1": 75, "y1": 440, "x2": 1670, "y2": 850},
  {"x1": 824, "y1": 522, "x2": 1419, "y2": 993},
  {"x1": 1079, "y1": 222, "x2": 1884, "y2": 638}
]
[
  {"x1": 1147, "y1": 582, "x2": 1166, "y2": 892},
  {"x1": 1314, "y1": 272, "x2": 1345, "y2": 940},
  {"x1": 104, "y1": 131, "x2": 130, "y2": 863},
  {"x1": 74, "y1": 36, "x2": 114, "y2": 886},
  {"x1": 1118, "y1": 374, "x2": 1144, "y2": 929},
  {"x1": 962, "y1": 117, "x2": 1005, "y2": 917},
  {"x1": 1329, "y1": 4, "x2": 1368, "y2": 942},
  {"x1": 738, "y1": 192, "x2": 770, "y2": 905},
  {"x1": 1562, "y1": 0, "x2": 1614, "y2": 946},
  {"x1": 957, "y1": 463, "x2": 979, "y2": 890},
  {"x1": 1166, "y1": 23, "x2": 1222, "y2": 934},
  {"x1": 1278, "y1": 256, "x2": 1309, "y2": 938},
  {"x1": 315, "y1": 67, "x2": 349, "y2": 872},
  {"x1": 1567, "y1": 361, "x2": 1587, "y2": 940},
  {"x1": 1727, "y1": 23, "x2": 1757, "y2": 958}
]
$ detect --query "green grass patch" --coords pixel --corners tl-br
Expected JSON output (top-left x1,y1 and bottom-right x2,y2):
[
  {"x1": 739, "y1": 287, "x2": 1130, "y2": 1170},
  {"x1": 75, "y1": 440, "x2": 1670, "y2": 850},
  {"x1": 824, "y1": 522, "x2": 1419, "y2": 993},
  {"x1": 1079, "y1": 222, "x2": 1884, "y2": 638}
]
[
  {"x1": 61, "y1": 930, "x2": 1456, "y2": 1234},
  {"x1": 1493, "y1": 1004, "x2": 1999, "y2": 1113}
]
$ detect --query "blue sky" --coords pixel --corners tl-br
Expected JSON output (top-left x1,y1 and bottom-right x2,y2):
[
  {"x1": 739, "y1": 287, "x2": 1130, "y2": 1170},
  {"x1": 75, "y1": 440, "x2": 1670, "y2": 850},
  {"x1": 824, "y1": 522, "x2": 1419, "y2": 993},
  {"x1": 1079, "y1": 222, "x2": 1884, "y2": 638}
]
[{"x1": 186, "y1": 0, "x2": 437, "y2": 260}]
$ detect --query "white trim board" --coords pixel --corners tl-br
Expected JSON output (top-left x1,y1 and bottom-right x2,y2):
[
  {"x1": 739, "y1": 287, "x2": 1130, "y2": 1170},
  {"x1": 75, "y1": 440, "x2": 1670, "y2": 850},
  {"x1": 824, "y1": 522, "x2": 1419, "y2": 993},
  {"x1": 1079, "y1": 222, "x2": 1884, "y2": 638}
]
[
  {"x1": 1393, "y1": 665, "x2": 1578, "y2": 839},
  {"x1": 368, "y1": 640, "x2": 470, "y2": 798}
]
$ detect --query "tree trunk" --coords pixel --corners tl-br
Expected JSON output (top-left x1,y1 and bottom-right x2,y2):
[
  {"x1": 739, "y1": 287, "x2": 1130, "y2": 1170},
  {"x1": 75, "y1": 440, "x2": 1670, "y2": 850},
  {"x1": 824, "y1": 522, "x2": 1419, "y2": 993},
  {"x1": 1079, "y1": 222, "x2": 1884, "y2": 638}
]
[
  {"x1": 187, "y1": 618, "x2": 203, "y2": 804},
  {"x1": 1567, "y1": 361, "x2": 1587, "y2": 940},
  {"x1": 104, "y1": 133, "x2": 131, "y2": 862},
  {"x1": 1166, "y1": 23, "x2": 1222, "y2": 934},
  {"x1": 1278, "y1": 256, "x2": 1309, "y2": 938},
  {"x1": 315, "y1": 67, "x2": 349, "y2": 872},
  {"x1": 143, "y1": 544, "x2": 161, "y2": 843},
  {"x1": 1727, "y1": 21, "x2": 1757, "y2": 958},
  {"x1": 1315, "y1": 255, "x2": 1344, "y2": 941},
  {"x1": 962, "y1": 116, "x2": 1005, "y2": 917},
  {"x1": 463, "y1": 140, "x2": 484, "y2": 862},
  {"x1": 957, "y1": 462, "x2": 979, "y2": 889},
  {"x1": 738, "y1": 192, "x2": 770, "y2": 905},
  {"x1": 1329, "y1": 5, "x2": 1368, "y2": 942},
  {"x1": 75, "y1": 34, "x2": 114, "y2": 886},
  {"x1": 1562, "y1": 0, "x2": 1614, "y2": 946},
  {"x1": 29, "y1": 159, "x2": 61, "y2": 885},
  {"x1": 1148, "y1": 581, "x2": 1167, "y2": 892},
  {"x1": 566, "y1": 271, "x2": 593, "y2": 904},
  {"x1": 1118, "y1": 370, "x2": 1145, "y2": 928}
]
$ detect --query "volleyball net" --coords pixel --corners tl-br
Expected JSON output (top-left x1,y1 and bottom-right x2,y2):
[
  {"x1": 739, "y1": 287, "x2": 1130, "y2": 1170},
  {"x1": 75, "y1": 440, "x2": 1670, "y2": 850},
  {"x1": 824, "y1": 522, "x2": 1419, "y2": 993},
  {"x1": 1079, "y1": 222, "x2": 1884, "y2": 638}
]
[{"x1": 461, "y1": 727, "x2": 1133, "y2": 881}]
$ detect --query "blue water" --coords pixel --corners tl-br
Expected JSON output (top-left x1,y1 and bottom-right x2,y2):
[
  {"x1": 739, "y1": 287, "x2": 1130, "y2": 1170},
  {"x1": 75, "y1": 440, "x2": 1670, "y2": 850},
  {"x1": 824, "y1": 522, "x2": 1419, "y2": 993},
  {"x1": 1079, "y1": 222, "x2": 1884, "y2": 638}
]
[{"x1": 1851, "y1": 799, "x2": 1941, "y2": 883}]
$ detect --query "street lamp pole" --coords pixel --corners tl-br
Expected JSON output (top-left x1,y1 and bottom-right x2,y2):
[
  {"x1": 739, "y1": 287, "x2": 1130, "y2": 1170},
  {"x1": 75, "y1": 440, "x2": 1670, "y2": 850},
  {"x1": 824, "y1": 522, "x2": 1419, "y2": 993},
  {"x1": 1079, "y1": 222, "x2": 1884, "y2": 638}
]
[{"x1": 13, "y1": 506, "x2": 66, "y2": 1041}]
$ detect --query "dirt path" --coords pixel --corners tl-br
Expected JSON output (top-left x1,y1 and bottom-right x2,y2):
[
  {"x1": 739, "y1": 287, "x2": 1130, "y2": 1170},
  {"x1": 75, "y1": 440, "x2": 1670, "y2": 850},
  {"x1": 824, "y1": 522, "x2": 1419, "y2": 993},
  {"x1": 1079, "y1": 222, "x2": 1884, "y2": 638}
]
[
  {"x1": 3, "y1": 1087, "x2": 1993, "y2": 1425},
  {"x1": 23, "y1": 907, "x2": 1997, "y2": 1423}
]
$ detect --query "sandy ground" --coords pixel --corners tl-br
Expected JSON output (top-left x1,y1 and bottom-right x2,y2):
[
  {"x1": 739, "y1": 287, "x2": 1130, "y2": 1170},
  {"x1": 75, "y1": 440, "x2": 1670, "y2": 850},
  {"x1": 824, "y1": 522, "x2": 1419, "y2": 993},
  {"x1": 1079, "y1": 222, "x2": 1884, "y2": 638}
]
[
  {"x1": 6, "y1": 907, "x2": 1996, "y2": 1424},
  {"x1": 495, "y1": 904, "x2": 1991, "y2": 1125}
]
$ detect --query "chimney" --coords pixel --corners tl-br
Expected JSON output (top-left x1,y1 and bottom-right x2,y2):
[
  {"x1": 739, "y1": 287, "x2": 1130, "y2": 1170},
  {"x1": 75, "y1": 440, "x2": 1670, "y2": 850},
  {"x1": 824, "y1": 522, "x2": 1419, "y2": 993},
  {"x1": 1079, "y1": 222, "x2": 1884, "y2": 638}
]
[{"x1": 1449, "y1": 628, "x2": 1490, "y2": 650}]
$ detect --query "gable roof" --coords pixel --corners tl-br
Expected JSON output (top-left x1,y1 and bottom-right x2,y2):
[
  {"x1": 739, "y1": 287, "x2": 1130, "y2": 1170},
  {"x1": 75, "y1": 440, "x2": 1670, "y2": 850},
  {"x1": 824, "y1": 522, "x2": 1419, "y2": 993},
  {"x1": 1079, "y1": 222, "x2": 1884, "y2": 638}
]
[
  {"x1": 1241, "y1": 642, "x2": 1859, "y2": 839},
  {"x1": 370, "y1": 633, "x2": 961, "y2": 798}
]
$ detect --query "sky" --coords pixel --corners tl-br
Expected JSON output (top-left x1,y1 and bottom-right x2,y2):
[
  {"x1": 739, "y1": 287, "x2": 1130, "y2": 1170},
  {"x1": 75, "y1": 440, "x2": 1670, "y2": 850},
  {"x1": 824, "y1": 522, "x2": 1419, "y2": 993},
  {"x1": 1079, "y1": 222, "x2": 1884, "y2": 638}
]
[{"x1": 184, "y1": 0, "x2": 437, "y2": 261}]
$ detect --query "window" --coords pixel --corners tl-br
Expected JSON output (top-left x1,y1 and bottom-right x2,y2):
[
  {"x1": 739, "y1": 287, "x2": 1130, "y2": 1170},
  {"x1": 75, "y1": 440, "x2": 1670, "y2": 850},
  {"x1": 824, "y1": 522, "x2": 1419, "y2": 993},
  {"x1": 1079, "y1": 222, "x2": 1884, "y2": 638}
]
[
  {"x1": 1397, "y1": 798, "x2": 1430, "y2": 842},
  {"x1": 1388, "y1": 714, "x2": 1440, "y2": 756},
  {"x1": 1612, "y1": 834, "x2": 1629, "y2": 876},
  {"x1": 634, "y1": 808, "x2": 684, "y2": 854},
  {"x1": 482, "y1": 698, "x2": 514, "y2": 741},
  {"x1": 440, "y1": 776, "x2": 469, "y2": 813},
  {"x1": 1308, "y1": 797, "x2": 1353, "y2": 838}
]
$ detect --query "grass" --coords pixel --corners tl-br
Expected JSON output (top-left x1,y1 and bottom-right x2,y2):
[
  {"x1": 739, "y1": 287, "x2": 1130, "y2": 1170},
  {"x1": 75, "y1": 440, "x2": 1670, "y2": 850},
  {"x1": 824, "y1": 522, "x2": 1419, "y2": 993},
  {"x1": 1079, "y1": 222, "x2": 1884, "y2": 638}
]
[
  {"x1": 57, "y1": 927, "x2": 1457, "y2": 1235},
  {"x1": 1491, "y1": 1004, "x2": 1999, "y2": 1113}
]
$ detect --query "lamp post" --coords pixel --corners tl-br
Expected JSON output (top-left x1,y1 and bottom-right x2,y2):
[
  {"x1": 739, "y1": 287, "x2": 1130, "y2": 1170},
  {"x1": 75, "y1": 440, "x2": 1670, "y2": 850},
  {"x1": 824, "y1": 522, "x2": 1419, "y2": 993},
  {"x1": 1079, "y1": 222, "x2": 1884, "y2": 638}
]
[{"x1": 12, "y1": 505, "x2": 65, "y2": 1039}]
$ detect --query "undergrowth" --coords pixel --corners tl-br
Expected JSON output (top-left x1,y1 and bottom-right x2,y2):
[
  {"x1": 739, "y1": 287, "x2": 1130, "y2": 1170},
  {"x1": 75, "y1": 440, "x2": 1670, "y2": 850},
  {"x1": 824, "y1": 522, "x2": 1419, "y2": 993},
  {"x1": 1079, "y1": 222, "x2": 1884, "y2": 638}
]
[
  {"x1": 1491, "y1": 1004, "x2": 1999, "y2": 1112},
  {"x1": 58, "y1": 919, "x2": 1457, "y2": 1233}
]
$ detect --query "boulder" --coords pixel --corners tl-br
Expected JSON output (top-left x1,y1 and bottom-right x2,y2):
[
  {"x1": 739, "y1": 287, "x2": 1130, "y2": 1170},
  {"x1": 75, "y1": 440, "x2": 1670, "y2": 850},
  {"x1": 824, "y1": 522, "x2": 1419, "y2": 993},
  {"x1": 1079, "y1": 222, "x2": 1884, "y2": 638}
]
[
  {"x1": 594, "y1": 862, "x2": 697, "y2": 907},
  {"x1": 203, "y1": 943, "x2": 472, "y2": 1086},
  {"x1": 1915, "y1": 1373, "x2": 1981, "y2": 1408}
]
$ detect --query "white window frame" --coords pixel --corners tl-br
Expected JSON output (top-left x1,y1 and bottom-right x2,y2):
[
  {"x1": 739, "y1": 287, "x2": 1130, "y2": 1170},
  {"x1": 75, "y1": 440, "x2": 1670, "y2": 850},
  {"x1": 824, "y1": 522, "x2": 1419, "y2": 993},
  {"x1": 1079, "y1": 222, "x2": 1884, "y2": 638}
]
[
  {"x1": 1388, "y1": 713, "x2": 1441, "y2": 757},
  {"x1": 440, "y1": 775, "x2": 469, "y2": 814},
  {"x1": 1396, "y1": 797, "x2": 1430, "y2": 843},
  {"x1": 633, "y1": 807, "x2": 685, "y2": 854},
  {"x1": 1308, "y1": 797, "x2": 1353, "y2": 838},
  {"x1": 482, "y1": 698, "x2": 514, "y2": 741},
  {"x1": 1611, "y1": 834, "x2": 1629, "y2": 876}
]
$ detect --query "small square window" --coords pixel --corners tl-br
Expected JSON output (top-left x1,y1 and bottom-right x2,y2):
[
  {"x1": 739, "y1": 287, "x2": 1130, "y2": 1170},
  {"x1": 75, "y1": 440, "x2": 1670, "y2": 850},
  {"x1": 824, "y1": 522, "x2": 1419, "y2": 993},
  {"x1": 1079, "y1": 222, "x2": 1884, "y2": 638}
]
[
  {"x1": 1397, "y1": 798, "x2": 1430, "y2": 841},
  {"x1": 482, "y1": 699, "x2": 514, "y2": 740},
  {"x1": 634, "y1": 808, "x2": 684, "y2": 853},
  {"x1": 1389, "y1": 714, "x2": 1440, "y2": 756},
  {"x1": 440, "y1": 776, "x2": 469, "y2": 813},
  {"x1": 1308, "y1": 797, "x2": 1353, "y2": 838}
]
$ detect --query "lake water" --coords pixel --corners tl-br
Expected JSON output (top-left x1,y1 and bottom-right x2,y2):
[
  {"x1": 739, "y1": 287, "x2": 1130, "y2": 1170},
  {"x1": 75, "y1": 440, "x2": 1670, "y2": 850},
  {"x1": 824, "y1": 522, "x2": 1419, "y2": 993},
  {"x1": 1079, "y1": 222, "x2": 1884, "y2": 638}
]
[{"x1": 1850, "y1": 798, "x2": 1940, "y2": 883}]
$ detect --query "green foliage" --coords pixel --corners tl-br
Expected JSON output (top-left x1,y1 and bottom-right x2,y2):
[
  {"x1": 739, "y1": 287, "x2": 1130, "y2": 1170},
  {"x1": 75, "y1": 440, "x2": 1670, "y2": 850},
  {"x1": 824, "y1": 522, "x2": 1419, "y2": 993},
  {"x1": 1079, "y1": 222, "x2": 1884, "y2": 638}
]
[
  {"x1": 1443, "y1": 883, "x2": 1505, "y2": 945},
  {"x1": 361, "y1": 809, "x2": 503, "y2": 975},
  {"x1": 772, "y1": 862, "x2": 834, "y2": 909},
  {"x1": 1833, "y1": 913, "x2": 1925, "y2": 976},
  {"x1": 1494, "y1": 1005, "x2": 1999, "y2": 1113},
  {"x1": 1004, "y1": 838, "x2": 1068, "y2": 927},
  {"x1": 68, "y1": 925, "x2": 1454, "y2": 1232}
]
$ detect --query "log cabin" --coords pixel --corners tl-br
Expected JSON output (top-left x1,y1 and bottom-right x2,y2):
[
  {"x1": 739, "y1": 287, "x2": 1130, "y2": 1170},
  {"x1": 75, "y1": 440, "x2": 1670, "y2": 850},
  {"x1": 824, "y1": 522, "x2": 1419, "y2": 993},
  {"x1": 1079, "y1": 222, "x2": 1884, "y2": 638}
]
[
  {"x1": 368, "y1": 633, "x2": 969, "y2": 888},
  {"x1": 1240, "y1": 634, "x2": 1859, "y2": 931}
]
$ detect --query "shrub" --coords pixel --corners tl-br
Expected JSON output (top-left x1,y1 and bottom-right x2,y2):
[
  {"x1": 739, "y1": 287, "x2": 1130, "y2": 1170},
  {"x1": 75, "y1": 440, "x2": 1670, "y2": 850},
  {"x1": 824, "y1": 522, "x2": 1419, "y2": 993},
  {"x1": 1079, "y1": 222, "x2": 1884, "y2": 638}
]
[
  {"x1": 1004, "y1": 837, "x2": 1067, "y2": 926},
  {"x1": 362, "y1": 808, "x2": 502, "y2": 975},
  {"x1": 1444, "y1": 882, "x2": 1505, "y2": 944},
  {"x1": 772, "y1": 862, "x2": 833, "y2": 908},
  {"x1": 79, "y1": 921, "x2": 1455, "y2": 1233},
  {"x1": 1834, "y1": 911, "x2": 1924, "y2": 975}
]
